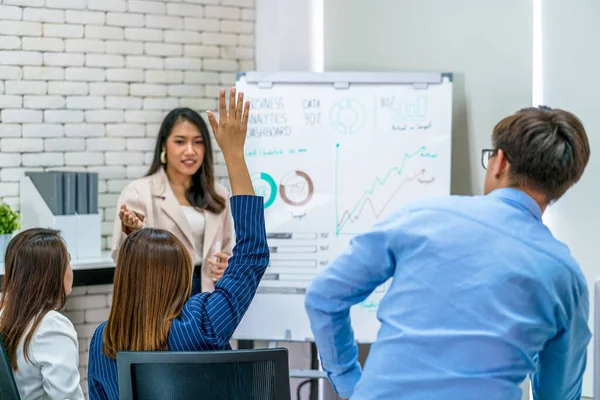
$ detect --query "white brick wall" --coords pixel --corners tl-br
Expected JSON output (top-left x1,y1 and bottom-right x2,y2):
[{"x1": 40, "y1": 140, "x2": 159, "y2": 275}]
[
  {"x1": 23, "y1": 8, "x2": 65, "y2": 23},
  {"x1": 128, "y1": 1, "x2": 165, "y2": 15},
  {"x1": 0, "y1": 51, "x2": 43, "y2": 65},
  {"x1": 0, "y1": 1, "x2": 255, "y2": 396},
  {"x1": 0, "y1": 66, "x2": 23, "y2": 80},
  {"x1": 66, "y1": 39, "x2": 106, "y2": 54},
  {"x1": 23, "y1": 66, "x2": 65, "y2": 80},
  {"x1": 65, "y1": 10, "x2": 106, "y2": 25},
  {"x1": 22, "y1": 37, "x2": 65, "y2": 52},
  {"x1": 24, "y1": 95, "x2": 66, "y2": 109},
  {"x1": 43, "y1": 52, "x2": 85, "y2": 66},
  {"x1": 0, "y1": 5, "x2": 24, "y2": 21},
  {"x1": 0, "y1": 20, "x2": 43, "y2": 36},
  {"x1": 0, "y1": 95, "x2": 23, "y2": 108},
  {"x1": 43, "y1": 23, "x2": 85, "y2": 38}
]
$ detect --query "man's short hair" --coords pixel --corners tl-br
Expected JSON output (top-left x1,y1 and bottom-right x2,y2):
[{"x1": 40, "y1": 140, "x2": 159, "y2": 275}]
[{"x1": 492, "y1": 106, "x2": 590, "y2": 200}]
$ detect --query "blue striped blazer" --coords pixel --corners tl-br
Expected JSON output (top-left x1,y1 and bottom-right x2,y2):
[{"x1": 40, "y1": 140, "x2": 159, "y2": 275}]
[{"x1": 88, "y1": 195, "x2": 269, "y2": 400}]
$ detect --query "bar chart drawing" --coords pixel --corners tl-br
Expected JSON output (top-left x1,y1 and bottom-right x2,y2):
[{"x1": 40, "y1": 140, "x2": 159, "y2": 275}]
[
  {"x1": 269, "y1": 260, "x2": 317, "y2": 268},
  {"x1": 269, "y1": 245, "x2": 317, "y2": 253},
  {"x1": 267, "y1": 232, "x2": 317, "y2": 240},
  {"x1": 259, "y1": 230, "x2": 325, "y2": 294}
]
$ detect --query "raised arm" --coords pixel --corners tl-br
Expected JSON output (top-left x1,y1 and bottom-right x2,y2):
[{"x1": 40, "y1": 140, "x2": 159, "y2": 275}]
[{"x1": 172, "y1": 88, "x2": 269, "y2": 348}]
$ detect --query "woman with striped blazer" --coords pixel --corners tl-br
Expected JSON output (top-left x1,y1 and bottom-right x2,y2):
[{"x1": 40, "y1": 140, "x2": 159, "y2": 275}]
[{"x1": 88, "y1": 88, "x2": 270, "y2": 399}]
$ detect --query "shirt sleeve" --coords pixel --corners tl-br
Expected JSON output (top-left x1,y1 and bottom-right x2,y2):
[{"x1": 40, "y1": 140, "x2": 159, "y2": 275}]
[
  {"x1": 304, "y1": 212, "x2": 402, "y2": 399},
  {"x1": 30, "y1": 313, "x2": 85, "y2": 400},
  {"x1": 87, "y1": 328, "x2": 110, "y2": 400},
  {"x1": 531, "y1": 275, "x2": 592, "y2": 400},
  {"x1": 171, "y1": 195, "x2": 270, "y2": 349},
  {"x1": 221, "y1": 193, "x2": 235, "y2": 255}
]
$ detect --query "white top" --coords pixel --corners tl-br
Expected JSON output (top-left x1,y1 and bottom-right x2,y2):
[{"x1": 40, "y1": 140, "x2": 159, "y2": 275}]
[
  {"x1": 181, "y1": 206, "x2": 206, "y2": 264},
  {"x1": 12, "y1": 310, "x2": 84, "y2": 400}
]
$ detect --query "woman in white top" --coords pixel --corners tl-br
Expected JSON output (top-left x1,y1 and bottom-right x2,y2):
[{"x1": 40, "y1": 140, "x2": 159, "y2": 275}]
[
  {"x1": 111, "y1": 108, "x2": 233, "y2": 296},
  {"x1": 0, "y1": 228, "x2": 84, "y2": 400}
]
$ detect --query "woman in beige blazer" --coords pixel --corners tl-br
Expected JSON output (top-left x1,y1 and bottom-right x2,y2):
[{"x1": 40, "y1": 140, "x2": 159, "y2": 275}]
[{"x1": 112, "y1": 108, "x2": 233, "y2": 294}]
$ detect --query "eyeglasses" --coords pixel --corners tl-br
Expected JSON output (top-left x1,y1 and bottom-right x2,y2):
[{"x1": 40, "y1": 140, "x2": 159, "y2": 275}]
[{"x1": 481, "y1": 148, "x2": 495, "y2": 170}]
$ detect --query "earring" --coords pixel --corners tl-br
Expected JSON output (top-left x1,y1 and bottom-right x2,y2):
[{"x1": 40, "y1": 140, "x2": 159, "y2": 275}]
[{"x1": 160, "y1": 151, "x2": 167, "y2": 164}]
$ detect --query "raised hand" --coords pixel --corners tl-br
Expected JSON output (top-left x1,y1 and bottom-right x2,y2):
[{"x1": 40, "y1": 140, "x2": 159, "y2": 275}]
[
  {"x1": 206, "y1": 87, "x2": 254, "y2": 196},
  {"x1": 206, "y1": 87, "x2": 250, "y2": 158}
]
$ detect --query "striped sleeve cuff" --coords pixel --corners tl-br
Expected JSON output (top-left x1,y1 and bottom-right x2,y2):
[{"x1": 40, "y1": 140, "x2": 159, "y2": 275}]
[{"x1": 229, "y1": 195, "x2": 266, "y2": 238}]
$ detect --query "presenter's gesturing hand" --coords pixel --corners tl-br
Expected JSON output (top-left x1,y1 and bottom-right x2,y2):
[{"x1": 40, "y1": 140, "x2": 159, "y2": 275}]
[{"x1": 119, "y1": 204, "x2": 144, "y2": 233}]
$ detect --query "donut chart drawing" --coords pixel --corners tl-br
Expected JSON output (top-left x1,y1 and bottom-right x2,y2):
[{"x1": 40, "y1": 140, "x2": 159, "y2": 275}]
[
  {"x1": 329, "y1": 98, "x2": 366, "y2": 134},
  {"x1": 251, "y1": 172, "x2": 277, "y2": 208},
  {"x1": 278, "y1": 171, "x2": 314, "y2": 206}
]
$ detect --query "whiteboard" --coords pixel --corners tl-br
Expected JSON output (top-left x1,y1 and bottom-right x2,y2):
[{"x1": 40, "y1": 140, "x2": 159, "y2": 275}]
[{"x1": 233, "y1": 72, "x2": 453, "y2": 342}]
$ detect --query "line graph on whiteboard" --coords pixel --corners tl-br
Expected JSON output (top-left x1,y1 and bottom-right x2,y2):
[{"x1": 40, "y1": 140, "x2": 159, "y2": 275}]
[{"x1": 334, "y1": 143, "x2": 438, "y2": 236}]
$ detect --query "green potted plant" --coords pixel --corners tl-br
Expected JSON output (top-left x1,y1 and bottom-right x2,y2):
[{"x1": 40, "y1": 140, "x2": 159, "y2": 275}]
[{"x1": 0, "y1": 203, "x2": 20, "y2": 258}]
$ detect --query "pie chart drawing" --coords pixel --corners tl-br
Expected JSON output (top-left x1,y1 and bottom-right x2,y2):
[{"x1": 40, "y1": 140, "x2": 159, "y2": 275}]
[
  {"x1": 279, "y1": 171, "x2": 314, "y2": 207},
  {"x1": 251, "y1": 172, "x2": 277, "y2": 208},
  {"x1": 330, "y1": 98, "x2": 366, "y2": 135}
]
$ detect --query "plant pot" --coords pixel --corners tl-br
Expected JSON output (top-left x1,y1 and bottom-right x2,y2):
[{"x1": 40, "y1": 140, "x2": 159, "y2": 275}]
[{"x1": 0, "y1": 234, "x2": 12, "y2": 261}]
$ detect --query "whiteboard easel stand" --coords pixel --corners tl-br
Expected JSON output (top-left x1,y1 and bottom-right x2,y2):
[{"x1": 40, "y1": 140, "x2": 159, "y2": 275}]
[
  {"x1": 264, "y1": 338, "x2": 330, "y2": 398},
  {"x1": 266, "y1": 340, "x2": 327, "y2": 378}
]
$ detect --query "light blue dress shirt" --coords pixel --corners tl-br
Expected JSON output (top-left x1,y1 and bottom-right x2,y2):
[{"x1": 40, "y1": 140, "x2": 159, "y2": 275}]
[{"x1": 305, "y1": 188, "x2": 591, "y2": 400}]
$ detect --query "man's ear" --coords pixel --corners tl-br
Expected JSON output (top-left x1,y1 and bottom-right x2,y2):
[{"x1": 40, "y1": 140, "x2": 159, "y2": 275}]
[{"x1": 491, "y1": 149, "x2": 510, "y2": 179}]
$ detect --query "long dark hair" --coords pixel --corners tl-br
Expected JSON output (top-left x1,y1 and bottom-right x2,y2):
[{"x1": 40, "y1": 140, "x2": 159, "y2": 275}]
[
  {"x1": 147, "y1": 108, "x2": 226, "y2": 214},
  {"x1": 0, "y1": 228, "x2": 69, "y2": 370},
  {"x1": 103, "y1": 228, "x2": 192, "y2": 359}
]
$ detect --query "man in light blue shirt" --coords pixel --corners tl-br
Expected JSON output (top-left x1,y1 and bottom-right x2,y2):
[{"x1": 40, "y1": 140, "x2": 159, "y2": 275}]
[{"x1": 305, "y1": 106, "x2": 592, "y2": 400}]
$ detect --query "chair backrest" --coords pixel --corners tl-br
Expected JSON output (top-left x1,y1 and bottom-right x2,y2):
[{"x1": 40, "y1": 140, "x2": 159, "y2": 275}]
[
  {"x1": 594, "y1": 279, "x2": 599, "y2": 400},
  {"x1": 0, "y1": 333, "x2": 21, "y2": 400},
  {"x1": 117, "y1": 348, "x2": 291, "y2": 400}
]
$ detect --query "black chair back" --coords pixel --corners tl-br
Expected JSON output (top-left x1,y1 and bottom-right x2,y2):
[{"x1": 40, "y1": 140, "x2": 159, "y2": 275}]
[
  {"x1": 0, "y1": 333, "x2": 20, "y2": 400},
  {"x1": 118, "y1": 348, "x2": 290, "y2": 400}
]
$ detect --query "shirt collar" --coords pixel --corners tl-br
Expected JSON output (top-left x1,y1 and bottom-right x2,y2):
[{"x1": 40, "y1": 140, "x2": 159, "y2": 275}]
[{"x1": 487, "y1": 188, "x2": 543, "y2": 220}]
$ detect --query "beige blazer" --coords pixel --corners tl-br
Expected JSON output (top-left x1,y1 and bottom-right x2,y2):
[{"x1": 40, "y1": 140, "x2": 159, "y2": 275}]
[{"x1": 111, "y1": 167, "x2": 234, "y2": 292}]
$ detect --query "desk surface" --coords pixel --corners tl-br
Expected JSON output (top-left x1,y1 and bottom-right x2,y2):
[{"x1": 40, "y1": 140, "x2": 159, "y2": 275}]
[{"x1": 0, "y1": 251, "x2": 115, "y2": 276}]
